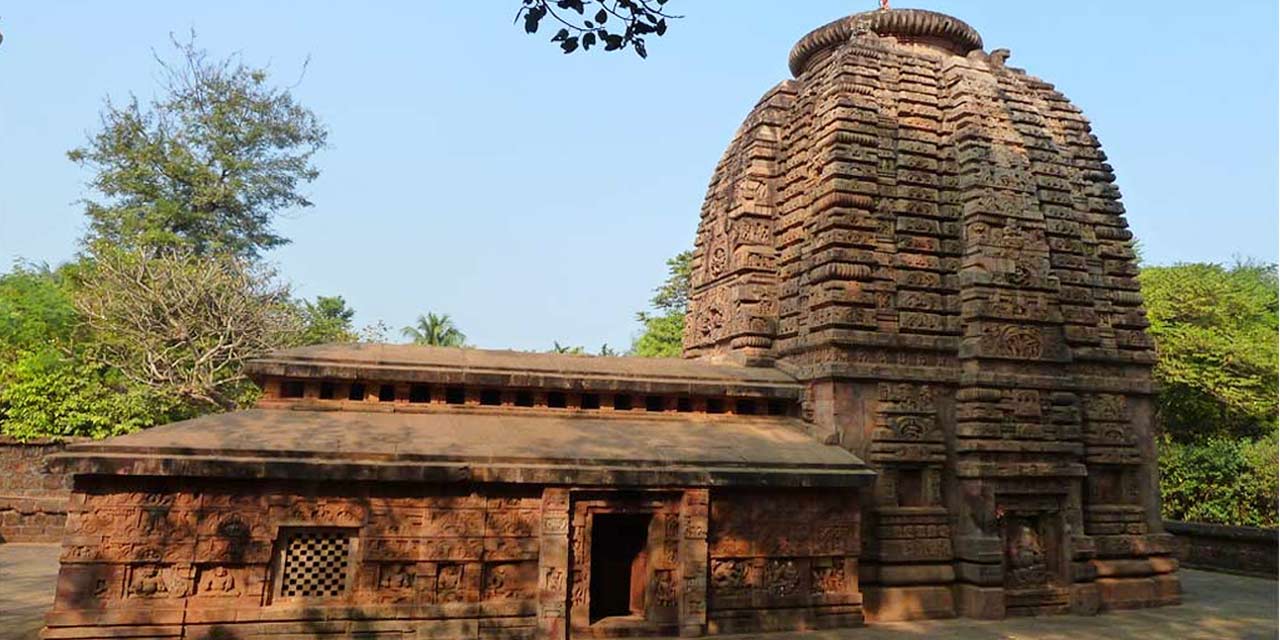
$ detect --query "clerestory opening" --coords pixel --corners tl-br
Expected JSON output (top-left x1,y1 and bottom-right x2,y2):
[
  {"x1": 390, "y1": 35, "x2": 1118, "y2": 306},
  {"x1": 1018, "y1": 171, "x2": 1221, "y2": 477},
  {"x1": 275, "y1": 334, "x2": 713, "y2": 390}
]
[
  {"x1": 378, "y1": 384, "x2": 396, "y2": 402},
  {"x1": 347, "y1": 383, "x2": 366, "y2": 401},
  {"x1": 281, "y1": 380, "x2": 305, "y2": 399},
  {"x1": 409, "y1": 384, "x2": 430, "y2": 403}
]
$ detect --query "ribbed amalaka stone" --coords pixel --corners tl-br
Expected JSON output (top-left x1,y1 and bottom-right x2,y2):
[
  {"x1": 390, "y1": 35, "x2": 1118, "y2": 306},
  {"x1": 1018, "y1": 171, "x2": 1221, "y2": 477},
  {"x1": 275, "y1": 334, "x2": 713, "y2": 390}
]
[{"x1": 686, "y1": 6, "x2": 1174, "y2": 621}]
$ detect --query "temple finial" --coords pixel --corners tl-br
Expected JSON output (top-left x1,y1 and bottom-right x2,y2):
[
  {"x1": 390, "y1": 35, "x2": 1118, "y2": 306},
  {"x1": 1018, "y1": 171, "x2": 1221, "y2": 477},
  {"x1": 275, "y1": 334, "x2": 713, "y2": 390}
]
[{"x1": 880, "y1": 0, "x2": 890, "y2": 10}]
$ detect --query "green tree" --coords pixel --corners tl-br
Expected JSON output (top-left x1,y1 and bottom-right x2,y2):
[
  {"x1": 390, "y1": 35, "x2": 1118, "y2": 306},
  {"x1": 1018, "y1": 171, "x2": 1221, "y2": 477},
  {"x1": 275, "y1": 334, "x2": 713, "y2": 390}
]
[
  {"x1": 0, "y1": 263, "x2": 78, "y2": 360},
  {"x1": 402, "y1": 313, "x2": 467, "y2": 347},
  {"x1": 0, "y1": 264, "x2": 175, "y2": 440},
  {"x1": 1159, "y1": 432, "x2": 1278, "y2": 527},
  {"x1": 0, "y1": 351, "x2": 169, "y2": 440},
  {"x1": 630, "y1": 250, "x2": 691, "y2": 357},
  {"x1": 1140, "y1": 261, "x2": 1278, "y2": 441},
  {"x1": 630, "y1": 313, "x2": 684, "y2": 358},
  {"x1": 67, "y1": 34, "x2": 327, "y2": 259},
  {"x1": 297, "y1": 295, "x2": 357, "y2": 345},
  {"x1": 1141, "y1": 260, "x2": 1279, "y2": 527}
]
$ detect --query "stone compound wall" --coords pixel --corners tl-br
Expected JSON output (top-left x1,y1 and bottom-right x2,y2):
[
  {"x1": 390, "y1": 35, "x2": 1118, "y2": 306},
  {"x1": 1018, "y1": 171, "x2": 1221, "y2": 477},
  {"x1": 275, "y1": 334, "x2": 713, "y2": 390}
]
[
  {"x1": 0, "y1": 436, "x2": 80, "y2": 543},
  {"x1": 1167, "y1": 520, "x2": 1278, "y2": 579}
]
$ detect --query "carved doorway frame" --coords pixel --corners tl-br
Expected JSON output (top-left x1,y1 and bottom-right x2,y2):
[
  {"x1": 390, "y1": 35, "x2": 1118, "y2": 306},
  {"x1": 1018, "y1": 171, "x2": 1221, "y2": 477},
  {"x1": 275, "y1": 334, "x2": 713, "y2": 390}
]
[{"x1": 567, "y1": 490, "x2": 682, "y2": 639}]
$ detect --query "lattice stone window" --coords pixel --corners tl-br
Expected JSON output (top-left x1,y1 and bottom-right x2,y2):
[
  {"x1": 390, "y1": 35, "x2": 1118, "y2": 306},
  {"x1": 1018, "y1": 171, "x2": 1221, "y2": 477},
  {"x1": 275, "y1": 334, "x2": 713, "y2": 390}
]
[{"x1": 276, "y1": 528, "x2": 354, "y2": 599}]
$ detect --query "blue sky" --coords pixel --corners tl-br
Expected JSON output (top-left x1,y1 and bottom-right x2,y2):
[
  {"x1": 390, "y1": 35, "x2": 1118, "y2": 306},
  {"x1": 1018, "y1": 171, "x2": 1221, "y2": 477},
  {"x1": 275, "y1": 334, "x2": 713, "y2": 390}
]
[{"x1": 1, "y1": 1, "x2": 1276, "y2": 351}]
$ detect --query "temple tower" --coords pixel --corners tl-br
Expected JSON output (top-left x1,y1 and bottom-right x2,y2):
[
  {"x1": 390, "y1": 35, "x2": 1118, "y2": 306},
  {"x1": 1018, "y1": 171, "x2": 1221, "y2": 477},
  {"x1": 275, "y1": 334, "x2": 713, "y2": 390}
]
[{"x1": 686, "y1": 7, "x2": 1177, "y2": 620}]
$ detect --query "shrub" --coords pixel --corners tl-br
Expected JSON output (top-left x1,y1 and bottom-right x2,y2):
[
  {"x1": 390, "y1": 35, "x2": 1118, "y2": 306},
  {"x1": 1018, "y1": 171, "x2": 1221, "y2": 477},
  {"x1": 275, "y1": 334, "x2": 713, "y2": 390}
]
[{"x1": 1159, "y1": 432, "x2": 1279, "y2": 528}]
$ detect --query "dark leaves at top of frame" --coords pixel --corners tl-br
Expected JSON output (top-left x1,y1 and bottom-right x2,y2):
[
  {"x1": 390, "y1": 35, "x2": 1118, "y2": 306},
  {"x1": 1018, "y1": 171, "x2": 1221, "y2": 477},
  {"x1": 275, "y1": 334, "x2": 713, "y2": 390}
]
[{"x1": 516, "y1": 0, "x2": 678, "y2": 58}]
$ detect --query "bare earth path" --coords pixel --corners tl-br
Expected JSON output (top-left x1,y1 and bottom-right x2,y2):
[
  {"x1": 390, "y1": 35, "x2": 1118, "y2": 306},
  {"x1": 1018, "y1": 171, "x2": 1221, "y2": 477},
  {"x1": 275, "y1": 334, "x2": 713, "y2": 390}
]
[{"x1": 1, "y1": 543, "x2": 1275, "y2": 640}]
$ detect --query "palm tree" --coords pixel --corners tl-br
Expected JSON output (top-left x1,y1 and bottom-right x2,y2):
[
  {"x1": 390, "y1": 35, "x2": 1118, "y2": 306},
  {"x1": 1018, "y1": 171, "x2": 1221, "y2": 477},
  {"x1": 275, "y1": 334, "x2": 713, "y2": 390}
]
[
  {"x1": 550, "y1": 341, "x2": 586, "y2": 354},
  {"x1": 401, "y1": 312, "x2": 467, "y2": 347}
]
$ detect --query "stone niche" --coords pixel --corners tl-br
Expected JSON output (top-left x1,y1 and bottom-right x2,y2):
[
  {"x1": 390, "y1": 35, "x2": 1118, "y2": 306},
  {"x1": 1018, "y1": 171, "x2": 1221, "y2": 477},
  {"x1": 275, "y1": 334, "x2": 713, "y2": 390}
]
[{"x1": 998, "y1": 495, "x2": 1071, "y2": 616}]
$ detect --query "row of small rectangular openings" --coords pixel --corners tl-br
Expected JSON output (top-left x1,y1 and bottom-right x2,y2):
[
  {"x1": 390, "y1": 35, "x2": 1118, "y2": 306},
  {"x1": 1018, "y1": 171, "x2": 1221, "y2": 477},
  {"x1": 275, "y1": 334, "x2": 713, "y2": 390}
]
[{"x1": 277, "y1": 379, "x2": 792, "y2": 416}]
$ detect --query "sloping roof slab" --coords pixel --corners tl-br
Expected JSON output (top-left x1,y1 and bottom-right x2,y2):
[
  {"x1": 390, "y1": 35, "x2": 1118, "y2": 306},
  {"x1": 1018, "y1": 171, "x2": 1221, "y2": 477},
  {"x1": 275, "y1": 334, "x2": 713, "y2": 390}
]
[{"x1": 49, "y1": 409, "x2": 874, "y2": 488}]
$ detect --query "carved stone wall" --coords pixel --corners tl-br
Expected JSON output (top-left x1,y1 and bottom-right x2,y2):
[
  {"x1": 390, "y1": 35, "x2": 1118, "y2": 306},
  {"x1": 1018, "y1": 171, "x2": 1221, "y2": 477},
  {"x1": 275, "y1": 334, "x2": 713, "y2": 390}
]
[
  {"x1": 686, "y1": 8, "x2": 1176, "y2": 621},
  {"x1": 45, "y1": 477, "x2": 858, "y2": 639},
  {"x1": 706, "y1": 489, "x2": 863, "y2": 634},
  {"x1": 45, "y1": 476, "x2": 545, "y2": 640}
]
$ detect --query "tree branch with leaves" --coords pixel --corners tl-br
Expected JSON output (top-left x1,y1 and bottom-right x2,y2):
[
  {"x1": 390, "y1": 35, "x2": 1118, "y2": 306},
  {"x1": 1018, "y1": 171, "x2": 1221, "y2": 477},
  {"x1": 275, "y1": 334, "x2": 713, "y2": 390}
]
[{"x1": 517, "y1": 0, "x2": 678, "y2": 57}]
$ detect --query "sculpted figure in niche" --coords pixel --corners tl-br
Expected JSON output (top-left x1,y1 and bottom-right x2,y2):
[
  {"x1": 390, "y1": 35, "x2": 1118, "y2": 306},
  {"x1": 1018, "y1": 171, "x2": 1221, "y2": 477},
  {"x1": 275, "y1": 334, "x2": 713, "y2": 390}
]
[
  {"x1": 711, "y1": 559, "x2": 750, "y2": 591},
  {"x1": 811, "y1": 565, "x2": 846, "y2": 595},
  {"x1": 484, "y1": 564, "x2": 510, "y2": 598},
  {"x1": 1004, "y1": 519, "x2": 1048, "y2": 588},
  {"x1": 129, "y1": 565, "x2": 169, "y2": 598},
  {"x1": 653, "y1": 569, "x2": 676, "y2": 606},
  {"x1": 200, "y1": 566, "x2": 239, "y2": 596},
  {"x1": 381, "y1": 564, "x2": 416, "y2": 590},
  {"x1": 437, "y1": 564, "x2": 465, "y2": 603},
  {"x1": 766, "y1": 560, "x2": 800, "y2": 597}
]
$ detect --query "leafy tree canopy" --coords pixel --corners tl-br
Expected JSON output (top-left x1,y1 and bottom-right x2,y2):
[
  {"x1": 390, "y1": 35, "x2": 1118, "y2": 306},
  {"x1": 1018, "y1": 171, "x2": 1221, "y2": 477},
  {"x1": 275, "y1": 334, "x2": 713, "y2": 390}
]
[
  {"x1": 648, "y1": 250, "x2": 692, "y2": 316},
  {"x1": 1140, "y1": 261, "x2": 1278, "y2": 441},
  {"x1": 297, "y1": 295, "x2": 358, "y2": 345},
  {"x1": 0, "y1": 265, "x2": 177, "y2": 440},
  {"x1": 402, "y1": 313, "x2": 467, "y2": 347},
  {"x1": 0, "y1": 351, "x2": 170, "y2": 440},
  {"x1": 630, "y1": 312, "x2": 683, "y2": 358},
  {"x1": 630, "y1": 249, "x2": 690, "y2": 357},
  {"x1": 0, "y1": 263, "x2": 79, "y2": 357},
  {"x1": 1160, "y1": 432, "x2": 1278, "y2": 527},
  {"x1": 68, "y1": 34, "x2": 327, "y2": 259}
]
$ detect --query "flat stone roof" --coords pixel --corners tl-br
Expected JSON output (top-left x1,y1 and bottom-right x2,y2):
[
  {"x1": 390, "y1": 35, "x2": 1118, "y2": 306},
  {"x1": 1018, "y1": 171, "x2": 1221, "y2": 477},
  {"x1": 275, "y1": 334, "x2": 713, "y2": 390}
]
[
  {"x1": 49, "y1": 408, "x2": 872, "y2": 488},
  {"x1": 245, "y1": 344, "x2": 802, "y2": 398}
]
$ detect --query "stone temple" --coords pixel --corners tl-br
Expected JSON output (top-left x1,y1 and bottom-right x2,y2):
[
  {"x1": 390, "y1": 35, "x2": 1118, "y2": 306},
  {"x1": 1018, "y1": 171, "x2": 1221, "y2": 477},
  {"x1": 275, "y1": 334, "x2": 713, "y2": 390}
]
[{"x1": 43, "y1": 7, "x2": 1178, "y2": 640}]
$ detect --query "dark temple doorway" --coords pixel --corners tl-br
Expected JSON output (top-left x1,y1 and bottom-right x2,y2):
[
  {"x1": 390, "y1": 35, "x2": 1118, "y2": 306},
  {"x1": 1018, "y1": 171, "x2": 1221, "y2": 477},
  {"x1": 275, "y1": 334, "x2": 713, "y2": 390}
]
[{"x1": 589, "y1": 513, "x2": 653, "y2": 623}]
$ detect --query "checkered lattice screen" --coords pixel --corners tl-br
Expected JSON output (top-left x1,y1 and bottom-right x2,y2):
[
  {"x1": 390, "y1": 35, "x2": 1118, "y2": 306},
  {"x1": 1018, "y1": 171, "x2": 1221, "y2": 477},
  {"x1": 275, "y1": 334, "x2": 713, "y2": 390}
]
[{"x1": 279, "y1": 529, "x2": 351, "y2": 598}]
